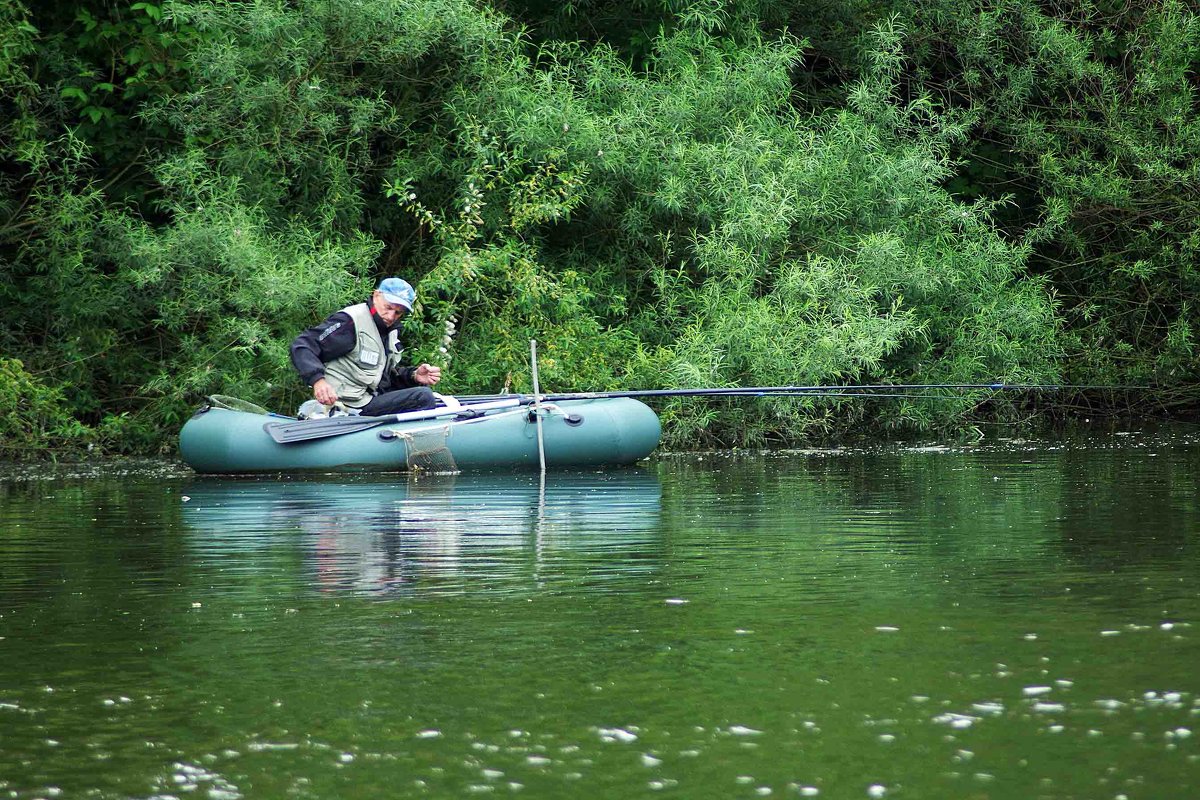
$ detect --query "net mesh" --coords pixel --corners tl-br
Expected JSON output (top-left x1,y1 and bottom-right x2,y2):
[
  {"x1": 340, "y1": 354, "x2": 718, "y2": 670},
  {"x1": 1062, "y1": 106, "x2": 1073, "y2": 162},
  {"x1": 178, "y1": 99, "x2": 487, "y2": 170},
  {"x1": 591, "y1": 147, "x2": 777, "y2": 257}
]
[
  {"x1": 398, "y1": 424, "x2": 458, "y2": 474},
  {"x1": 208, "y1": 395, "x2": 270, "y2": 415}
]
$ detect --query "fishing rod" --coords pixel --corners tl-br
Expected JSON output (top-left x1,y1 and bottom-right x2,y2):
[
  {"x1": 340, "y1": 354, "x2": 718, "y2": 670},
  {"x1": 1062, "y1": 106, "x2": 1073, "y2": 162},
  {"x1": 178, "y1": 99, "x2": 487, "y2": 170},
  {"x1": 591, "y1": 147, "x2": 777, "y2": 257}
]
[
  {"x1": 266, "y1": 382, "x2": 1141, "y2": 444},
  {"x1": 454, "y1": 382, "x2": 1140, "y2": 404}
]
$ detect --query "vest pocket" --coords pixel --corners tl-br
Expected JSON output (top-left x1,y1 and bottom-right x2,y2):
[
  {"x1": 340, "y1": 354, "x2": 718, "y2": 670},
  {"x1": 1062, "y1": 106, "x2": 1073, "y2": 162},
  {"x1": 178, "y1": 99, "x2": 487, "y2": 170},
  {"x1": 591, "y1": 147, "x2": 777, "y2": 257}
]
[{"x1": 356, "y1": 341, "x2": 382, "y2": 369}]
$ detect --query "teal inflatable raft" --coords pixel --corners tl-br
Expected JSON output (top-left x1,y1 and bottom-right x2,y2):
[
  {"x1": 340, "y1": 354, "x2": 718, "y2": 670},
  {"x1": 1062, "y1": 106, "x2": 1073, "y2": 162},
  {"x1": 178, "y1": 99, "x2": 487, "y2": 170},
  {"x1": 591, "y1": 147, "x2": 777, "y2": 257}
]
[{"x1": 179, "y1": 397, "x2": 661, "y2": 474}]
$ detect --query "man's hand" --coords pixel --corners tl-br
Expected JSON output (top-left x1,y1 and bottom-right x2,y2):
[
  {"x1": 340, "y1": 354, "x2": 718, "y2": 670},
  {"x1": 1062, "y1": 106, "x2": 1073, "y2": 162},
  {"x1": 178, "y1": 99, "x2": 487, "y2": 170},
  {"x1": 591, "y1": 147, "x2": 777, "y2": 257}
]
[
  {"x1": 312, "y1": 378, "x2": 338, "y2": 405},
  {"x1": 413, "y1": 363, "x2": 442, "y2": 386}
]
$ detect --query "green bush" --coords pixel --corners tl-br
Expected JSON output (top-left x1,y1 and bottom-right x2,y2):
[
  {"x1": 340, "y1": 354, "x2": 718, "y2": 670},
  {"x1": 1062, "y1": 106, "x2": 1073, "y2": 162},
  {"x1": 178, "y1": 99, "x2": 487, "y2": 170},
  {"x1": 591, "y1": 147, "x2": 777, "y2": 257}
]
[
  {"x1": 893, "y1": 0, "x2": 1200, "y2": 392},
  {"x1": 7, "y1": 0, "x2": 1190, "y2": 456},
  {"x1": 0, "y1": 358, "x2": 92, "y2": 459}
]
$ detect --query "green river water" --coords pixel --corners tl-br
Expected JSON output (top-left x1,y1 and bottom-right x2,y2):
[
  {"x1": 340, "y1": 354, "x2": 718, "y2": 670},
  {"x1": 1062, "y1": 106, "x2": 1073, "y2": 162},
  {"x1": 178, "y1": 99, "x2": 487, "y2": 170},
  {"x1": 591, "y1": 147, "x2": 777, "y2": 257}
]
[{"x1": 2, "y1": 430, "x2": 1199, "y2": 799}]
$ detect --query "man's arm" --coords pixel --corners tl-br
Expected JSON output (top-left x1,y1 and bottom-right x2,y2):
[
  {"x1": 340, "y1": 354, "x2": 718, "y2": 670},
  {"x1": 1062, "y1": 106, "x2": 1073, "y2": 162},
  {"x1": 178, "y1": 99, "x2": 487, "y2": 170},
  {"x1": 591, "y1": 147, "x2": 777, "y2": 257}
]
[
  {"x1": 379, "y1": 363, "x2": 442, "y2": 392},
  {"x1": 379, "y1": 364, "x2": 416, "y2": 391},
  {"x1": 289, "y1": 311, "x2": 357, "y2": 403}
]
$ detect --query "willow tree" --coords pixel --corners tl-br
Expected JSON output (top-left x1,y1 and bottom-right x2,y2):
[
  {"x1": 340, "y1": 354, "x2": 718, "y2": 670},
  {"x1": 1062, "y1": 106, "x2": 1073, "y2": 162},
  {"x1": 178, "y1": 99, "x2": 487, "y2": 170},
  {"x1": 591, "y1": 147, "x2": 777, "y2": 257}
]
[
  {"x1": 1, "y1": 0, "x2": 1063, "y2": 452},
  {"x1": 388, "y1": 12, "x2": 1062, "y2": 442},
  {"x1": 893, "y1": 0, "x2": 1200, "y2": 400}
]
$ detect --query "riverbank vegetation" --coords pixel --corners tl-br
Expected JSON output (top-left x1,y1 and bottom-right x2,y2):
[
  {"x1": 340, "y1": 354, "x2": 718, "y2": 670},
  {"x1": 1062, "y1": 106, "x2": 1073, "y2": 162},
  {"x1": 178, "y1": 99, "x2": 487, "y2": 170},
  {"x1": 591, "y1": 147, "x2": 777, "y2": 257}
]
[{"x1": 2, "y1": 0, "x2": 1197, "y2": 456}]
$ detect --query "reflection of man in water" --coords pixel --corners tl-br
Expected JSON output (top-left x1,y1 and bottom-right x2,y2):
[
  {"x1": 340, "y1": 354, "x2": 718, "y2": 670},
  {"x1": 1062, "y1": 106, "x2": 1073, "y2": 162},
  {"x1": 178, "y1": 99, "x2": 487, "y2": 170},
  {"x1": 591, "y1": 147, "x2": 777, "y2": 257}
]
[
  {"x1": 300, "y1": 494, "x2": 465, "y2": 595},
  {"x1": 306, "y1": 513, "x2": 411, "y2": 595}
]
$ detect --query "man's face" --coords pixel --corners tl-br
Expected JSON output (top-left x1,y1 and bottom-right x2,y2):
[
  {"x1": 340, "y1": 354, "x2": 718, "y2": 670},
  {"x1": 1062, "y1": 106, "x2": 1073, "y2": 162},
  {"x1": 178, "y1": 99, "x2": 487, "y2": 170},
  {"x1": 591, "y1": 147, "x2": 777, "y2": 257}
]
[{"x1": 372, "y1": 291, "x2": 408, "y2": 326}]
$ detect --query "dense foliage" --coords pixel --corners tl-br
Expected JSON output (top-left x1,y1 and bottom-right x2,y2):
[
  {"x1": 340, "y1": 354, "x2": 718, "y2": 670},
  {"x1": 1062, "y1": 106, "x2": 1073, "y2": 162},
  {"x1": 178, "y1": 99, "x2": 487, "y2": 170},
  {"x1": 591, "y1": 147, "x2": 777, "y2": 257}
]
[{"x1": 1, "y1": 0, "x2": 1196, "y2": 457}]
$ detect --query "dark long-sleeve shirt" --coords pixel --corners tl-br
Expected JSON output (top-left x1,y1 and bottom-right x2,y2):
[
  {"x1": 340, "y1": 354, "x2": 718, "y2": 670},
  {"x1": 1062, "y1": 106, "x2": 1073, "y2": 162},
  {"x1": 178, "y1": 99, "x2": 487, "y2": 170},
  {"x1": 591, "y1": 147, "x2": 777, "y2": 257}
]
[{"x1": 289, "y1": 301, "x2": 419, "y2": 391}]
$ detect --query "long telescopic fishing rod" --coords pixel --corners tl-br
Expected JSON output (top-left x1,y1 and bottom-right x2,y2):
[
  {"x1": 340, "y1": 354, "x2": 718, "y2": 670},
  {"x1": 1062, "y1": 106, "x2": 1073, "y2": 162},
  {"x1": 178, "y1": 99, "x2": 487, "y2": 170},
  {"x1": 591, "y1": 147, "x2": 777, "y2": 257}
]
[
  {"x1": 264, "y1": 382, "x2": 1146, "y2": 444},
  {"x1": 457, "y1": 382, "x2": 1143, "y2": 404}
]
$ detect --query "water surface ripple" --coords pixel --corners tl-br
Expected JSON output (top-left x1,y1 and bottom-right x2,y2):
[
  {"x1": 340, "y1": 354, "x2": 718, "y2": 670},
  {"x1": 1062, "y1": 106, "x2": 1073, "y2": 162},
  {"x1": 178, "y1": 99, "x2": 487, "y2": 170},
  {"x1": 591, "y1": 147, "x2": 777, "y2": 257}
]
[{"x1": 2, "y1": 433, "x2": 1199, "y2": 798}]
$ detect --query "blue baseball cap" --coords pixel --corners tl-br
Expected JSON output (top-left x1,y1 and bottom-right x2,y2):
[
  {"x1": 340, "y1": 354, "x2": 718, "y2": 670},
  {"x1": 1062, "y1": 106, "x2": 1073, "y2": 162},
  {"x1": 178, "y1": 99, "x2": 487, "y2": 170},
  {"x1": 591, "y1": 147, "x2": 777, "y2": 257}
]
[{"x1": 377, "y1": 277, "x2": 416, "y2": 311}]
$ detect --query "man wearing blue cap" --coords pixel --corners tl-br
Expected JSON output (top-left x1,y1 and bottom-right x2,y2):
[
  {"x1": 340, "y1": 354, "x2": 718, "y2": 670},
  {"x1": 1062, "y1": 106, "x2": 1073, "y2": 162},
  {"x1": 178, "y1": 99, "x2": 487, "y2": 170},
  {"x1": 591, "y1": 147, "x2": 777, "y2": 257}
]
[{"x1": 290, "y1": 277, "x2": 442, "y2": 415}]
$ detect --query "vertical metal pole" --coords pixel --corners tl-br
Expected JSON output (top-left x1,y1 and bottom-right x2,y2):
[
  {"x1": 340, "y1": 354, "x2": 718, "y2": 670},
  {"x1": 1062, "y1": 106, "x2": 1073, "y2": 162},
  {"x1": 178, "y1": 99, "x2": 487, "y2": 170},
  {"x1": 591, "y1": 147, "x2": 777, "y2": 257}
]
[
  {"x1": 530, "y1": 339, "x2": 546, "y2": 475},
  {"x1": 530, "y1": 340, "x2": 547, "y2": 585}
]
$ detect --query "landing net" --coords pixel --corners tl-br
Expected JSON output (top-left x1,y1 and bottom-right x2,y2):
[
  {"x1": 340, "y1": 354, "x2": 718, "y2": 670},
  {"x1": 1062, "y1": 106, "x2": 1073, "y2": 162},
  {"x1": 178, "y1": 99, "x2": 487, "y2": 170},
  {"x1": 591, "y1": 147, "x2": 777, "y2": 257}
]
[
  {"x1": 208, "y1": 395, "x2": 269, "y2": 415},
  {"x1": 398, "y1": 424, "x2": 458, "y2": 474}
]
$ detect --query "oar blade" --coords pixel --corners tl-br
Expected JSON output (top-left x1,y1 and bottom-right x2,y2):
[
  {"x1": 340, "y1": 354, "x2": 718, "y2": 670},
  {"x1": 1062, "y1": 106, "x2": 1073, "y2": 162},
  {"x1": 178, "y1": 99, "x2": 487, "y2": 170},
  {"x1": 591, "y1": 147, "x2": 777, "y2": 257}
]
[{"x1": 264, "y1": 415, "x2": 388, "y2": 444}]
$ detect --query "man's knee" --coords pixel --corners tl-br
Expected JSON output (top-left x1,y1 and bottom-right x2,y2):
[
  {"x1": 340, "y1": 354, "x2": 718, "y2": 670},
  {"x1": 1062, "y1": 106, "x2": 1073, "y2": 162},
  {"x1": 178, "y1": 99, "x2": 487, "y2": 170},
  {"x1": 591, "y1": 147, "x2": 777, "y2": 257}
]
[
  {"x1": 411, "y1": 386, "x2": 436, "y2": 410},
  {"x1": 360, "y1": 386, "x2": 437, "y2": 416}
]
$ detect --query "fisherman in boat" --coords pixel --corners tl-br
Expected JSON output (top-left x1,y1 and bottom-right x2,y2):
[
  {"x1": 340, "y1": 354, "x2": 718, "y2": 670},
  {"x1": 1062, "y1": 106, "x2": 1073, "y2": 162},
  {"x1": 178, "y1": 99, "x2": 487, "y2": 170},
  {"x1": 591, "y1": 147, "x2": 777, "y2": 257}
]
[{"x1": 290, "y1": 277, "x2": 441, "y2": 416}]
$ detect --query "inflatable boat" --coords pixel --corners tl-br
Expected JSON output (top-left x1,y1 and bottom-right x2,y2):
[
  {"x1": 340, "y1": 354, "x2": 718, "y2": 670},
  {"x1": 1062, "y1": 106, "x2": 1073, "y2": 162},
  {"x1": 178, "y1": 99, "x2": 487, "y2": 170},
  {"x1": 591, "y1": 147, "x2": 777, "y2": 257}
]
[{"x1": 179, "y1": 396, "x2": 661, "y2": 474}]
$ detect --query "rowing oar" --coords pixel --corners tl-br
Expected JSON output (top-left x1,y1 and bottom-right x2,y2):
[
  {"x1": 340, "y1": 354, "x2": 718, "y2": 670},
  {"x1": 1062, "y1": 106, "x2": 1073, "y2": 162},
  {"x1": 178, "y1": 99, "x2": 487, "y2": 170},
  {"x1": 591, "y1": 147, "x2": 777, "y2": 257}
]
[{"x1": 263, "y1": 398, "x2": 522, "y2": 444}]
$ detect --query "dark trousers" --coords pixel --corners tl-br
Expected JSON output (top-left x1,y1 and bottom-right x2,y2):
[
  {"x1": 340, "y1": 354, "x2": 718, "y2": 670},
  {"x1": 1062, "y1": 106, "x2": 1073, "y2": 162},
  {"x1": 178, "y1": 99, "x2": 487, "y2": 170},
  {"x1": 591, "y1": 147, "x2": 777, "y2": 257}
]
[{"x1": 359, "y1": 386, "x2": 436, "y2": 416}]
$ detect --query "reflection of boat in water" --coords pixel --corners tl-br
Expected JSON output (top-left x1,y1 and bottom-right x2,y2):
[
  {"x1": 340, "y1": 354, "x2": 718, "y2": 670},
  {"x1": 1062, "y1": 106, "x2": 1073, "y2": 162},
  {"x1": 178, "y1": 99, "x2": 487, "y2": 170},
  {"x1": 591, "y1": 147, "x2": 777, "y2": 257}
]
[{"x1": 181, "y1": 471, "x2": 662, "y2": 594}]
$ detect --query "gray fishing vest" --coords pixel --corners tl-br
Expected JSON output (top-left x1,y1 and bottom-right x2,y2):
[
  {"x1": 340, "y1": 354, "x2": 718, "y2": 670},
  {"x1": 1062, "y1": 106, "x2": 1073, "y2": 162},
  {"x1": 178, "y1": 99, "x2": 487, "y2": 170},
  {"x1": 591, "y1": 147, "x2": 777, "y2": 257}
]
[{"x1": 322, "y1": 303, "x2": 405, "y2": 409}]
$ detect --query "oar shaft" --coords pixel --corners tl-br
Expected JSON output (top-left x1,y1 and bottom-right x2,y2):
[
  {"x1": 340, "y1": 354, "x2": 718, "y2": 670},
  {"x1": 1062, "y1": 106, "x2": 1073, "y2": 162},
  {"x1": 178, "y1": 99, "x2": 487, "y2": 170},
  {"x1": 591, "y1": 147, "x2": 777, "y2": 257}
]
[{"x1": 264, "y1": 397, "x2": 522, "y2": 444}]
